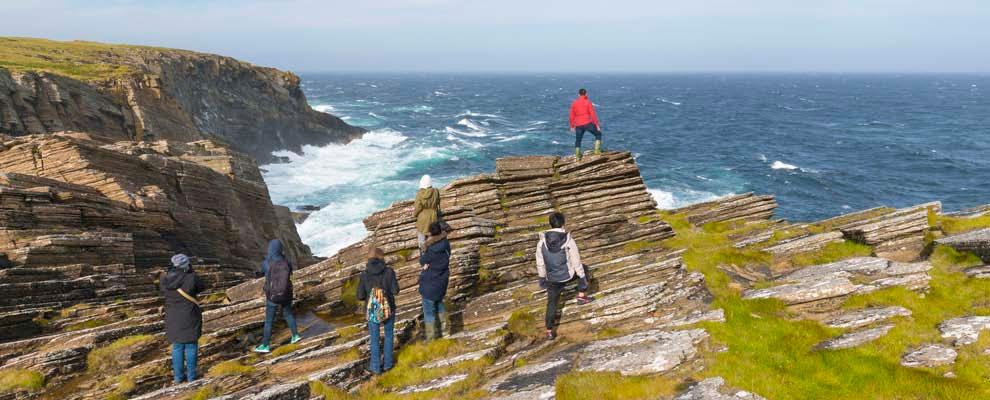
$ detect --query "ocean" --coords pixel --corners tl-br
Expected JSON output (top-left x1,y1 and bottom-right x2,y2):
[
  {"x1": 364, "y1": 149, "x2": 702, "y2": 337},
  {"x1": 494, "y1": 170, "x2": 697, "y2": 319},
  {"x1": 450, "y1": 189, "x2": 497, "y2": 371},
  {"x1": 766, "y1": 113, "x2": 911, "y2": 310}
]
[{"x1": 260, "y1": 73, "x2": 990, "y2": 257}]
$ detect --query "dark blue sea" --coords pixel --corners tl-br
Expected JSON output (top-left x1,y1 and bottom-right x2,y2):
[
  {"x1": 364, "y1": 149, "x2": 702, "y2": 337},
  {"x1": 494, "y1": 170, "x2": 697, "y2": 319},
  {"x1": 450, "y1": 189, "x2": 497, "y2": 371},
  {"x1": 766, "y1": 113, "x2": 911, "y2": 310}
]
[{"x1": 261, "y1": 74, "x2": 990, "y2": 256}]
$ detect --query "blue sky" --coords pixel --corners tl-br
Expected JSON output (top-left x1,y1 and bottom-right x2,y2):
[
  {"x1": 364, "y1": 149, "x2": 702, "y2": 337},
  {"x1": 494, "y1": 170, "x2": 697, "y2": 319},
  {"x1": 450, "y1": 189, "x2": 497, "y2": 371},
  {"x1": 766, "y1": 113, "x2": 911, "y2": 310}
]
[{"x1": 2, "y1": 0, "x2": 989, "y2": 72}]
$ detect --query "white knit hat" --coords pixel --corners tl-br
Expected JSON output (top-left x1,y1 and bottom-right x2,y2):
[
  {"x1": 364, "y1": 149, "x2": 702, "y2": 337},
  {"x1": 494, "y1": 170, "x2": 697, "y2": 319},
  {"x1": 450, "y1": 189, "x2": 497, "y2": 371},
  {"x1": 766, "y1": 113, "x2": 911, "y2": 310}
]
[{"x1": 419, "y1": 174, "x2": 432, "y2": 189}]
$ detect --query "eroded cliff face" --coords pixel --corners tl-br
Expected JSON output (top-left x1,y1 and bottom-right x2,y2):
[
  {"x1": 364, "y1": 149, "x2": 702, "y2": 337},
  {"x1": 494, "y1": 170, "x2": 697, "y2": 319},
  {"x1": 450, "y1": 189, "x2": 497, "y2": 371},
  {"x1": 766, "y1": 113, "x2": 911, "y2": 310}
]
[{"x1": 0, "y1": 39, "x2": 364, "y2": 161}]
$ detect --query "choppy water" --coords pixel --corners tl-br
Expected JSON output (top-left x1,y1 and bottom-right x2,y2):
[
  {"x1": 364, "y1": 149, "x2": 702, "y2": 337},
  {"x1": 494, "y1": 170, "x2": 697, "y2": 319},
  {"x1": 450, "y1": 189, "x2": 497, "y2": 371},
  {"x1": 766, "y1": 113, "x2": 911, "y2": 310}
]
[{"x1": 261, "y1": 73, "x2": 990, "y2": 256}]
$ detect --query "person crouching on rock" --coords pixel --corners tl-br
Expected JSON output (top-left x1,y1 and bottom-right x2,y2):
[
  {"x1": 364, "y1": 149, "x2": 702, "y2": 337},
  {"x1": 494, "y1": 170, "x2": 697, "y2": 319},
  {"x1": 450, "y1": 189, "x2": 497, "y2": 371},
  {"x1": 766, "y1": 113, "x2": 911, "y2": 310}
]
[
  {"x1": 253, "y1": 239, "x2": 301, "y2": 353},
  {"x1": 419, "y1": 222, "x2": 451, "y2": 340},
  {"x1": 536, "y1": 212, "x2": 594, "y2": 340},
  {"x1": 414, "y1": 174, "x2": 441, "y2": 250},
  {"x1": 161, "y1": 253, "x2": 205, "y2": 384},
  {"x1": 357, "y1": 247, "x2": 400, "y2": 374}
]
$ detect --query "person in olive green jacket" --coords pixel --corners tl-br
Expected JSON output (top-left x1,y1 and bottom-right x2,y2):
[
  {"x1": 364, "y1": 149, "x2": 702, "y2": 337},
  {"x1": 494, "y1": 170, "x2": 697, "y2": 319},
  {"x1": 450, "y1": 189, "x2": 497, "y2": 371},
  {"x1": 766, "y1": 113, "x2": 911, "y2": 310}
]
[{"x1": 414, "y1": 175, "x2": 441, "y2": 250}]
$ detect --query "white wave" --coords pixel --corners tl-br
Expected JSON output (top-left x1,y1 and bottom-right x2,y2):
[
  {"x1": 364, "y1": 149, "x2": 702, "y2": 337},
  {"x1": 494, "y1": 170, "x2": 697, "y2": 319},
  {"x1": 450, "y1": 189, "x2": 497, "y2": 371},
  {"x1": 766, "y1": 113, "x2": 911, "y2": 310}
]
[
  {"x1": 759, "y1": 154, "x2": 768, "y2": 162},
  {"x1": 262, "y1": 129, "x2": 454, "y2": 256},
  {"x1": 433, "y1": 91, "x2": 449, "y2": 96},
  {"x1": 445, "y1": 134, "x2": 484, "y2": 148},
  {"x1": 368, "y1": 112, "x2": 385, "y2": 120},
  {"x1": 660, "y1": 98, "x2": 682, "y2": 106},
  {"x1": 456, "y1": 110, "x2": 501, "y2": 119},
  {"x1": 649, "y1": 188, "x2": 726, "y2": 210},
  {"x1": 497, "y1": 135, "x2": 528, "y2": 142},
  {"x1": 311, "y1": 104, "x2": 336, "y2": 113},
  {"x1": 444, "y1": 126, "x2": 487, "y2": 138},
  {"x1": 771, "y1": 161, "x2": 799, "y2": 170},
  {"x1": 456, "y1": 118, "x2": 487, "y2": 132},
  {"x1": 392, "y1": 105, "x2": 434, "y2": 113}
]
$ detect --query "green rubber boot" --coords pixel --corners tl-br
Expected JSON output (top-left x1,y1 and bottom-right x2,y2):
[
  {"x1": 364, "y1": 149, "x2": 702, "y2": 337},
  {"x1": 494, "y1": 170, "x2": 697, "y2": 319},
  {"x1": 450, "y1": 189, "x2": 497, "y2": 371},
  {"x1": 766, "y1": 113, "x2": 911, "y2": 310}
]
[
  {"x1": 594, "y1": 140, "x2": 602, "y2": 155},
  {"x1": 574, "y1": 147, "x2": 582, "y2": 161},
  {"x1": 424, "y1": 322, "x2": 437, "y2": 341},
  {"x1": 436, "y1": 311, "x2": 448, "y2": 338}
]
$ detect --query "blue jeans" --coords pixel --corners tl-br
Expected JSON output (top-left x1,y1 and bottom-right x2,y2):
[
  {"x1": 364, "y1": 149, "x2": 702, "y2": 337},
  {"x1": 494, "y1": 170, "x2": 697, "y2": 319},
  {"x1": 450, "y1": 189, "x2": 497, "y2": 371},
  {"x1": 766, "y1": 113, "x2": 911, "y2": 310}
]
[
  {"x1": 574, "y1": 123, "x2": 602, "y2": 148},
  {"x1": 262, "y1": 300, "x2": 298, "y2": 346},
  {"x1": 171, "y1": 342, "x2": 198, "y2": 382},
  {"x1": 368, "y1": 316, "x2": 395, "y2": 374},
  {"x1": 422, "y1": 298, "x2": 445, "y2": 323}
]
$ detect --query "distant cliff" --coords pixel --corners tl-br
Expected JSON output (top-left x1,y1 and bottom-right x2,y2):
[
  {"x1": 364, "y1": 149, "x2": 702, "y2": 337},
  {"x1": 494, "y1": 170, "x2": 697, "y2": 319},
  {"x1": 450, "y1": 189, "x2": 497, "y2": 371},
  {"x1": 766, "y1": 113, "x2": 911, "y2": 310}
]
[{"x1": 0, "y1": 37, "x2": 364, "y2": 161}]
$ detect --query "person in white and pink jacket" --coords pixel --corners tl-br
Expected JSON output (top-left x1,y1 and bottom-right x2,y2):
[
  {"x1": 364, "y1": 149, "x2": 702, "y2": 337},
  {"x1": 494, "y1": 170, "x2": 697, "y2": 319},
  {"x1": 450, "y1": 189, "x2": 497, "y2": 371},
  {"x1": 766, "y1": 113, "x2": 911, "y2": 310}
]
[{"x1": 535, "y1": 212, "x2": 594, "y2": 340}]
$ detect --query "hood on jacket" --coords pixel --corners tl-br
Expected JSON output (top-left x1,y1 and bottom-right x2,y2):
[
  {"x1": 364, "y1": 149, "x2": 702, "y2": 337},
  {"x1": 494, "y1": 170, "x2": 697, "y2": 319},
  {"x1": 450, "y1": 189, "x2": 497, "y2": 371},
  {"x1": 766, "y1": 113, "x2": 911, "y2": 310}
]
[
  {"x1": 267, "y1": 239, "x2": 285, "y2": 261},
  {"x1": 419, "y1": 174, "x2": 432, "y2": 189},
  {"x1": 366, "y1": 258, "x2": 386, "y2": 275},
  {"x1": 544, "y1": 231, "x2": 569, "y2": 252},
  {"x1": 162, "y1": 269, "x2": 187, "y2": 290}
]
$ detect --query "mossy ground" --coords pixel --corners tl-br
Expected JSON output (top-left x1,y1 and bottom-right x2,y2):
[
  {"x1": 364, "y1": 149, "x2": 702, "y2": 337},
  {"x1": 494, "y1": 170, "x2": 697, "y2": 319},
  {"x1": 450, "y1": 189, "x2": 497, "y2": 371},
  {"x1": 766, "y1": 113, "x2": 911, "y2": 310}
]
[
  {"x1": 648, "y1": 211, "x2": 990, "y2": 399},
  {"x1": 0, "y1": 37, "x2": 153, "y2": 81},
  {"x1": 86, "y1": 334, "x2": 157, "y2": 371},
  {"x1": 206, "y1": 359, "x2": 255, "y2": 377},
  {"x1": 0, "y1": 369, "x2": 45, "y2": 393}
]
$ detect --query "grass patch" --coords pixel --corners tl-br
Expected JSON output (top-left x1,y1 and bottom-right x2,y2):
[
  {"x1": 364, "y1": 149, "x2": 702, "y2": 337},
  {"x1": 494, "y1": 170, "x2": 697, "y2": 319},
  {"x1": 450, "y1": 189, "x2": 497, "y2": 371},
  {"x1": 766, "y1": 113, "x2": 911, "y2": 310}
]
[
  {"x1": 187, "y1": 385, "x2": 220, "y2": 400},
  {"x1": 376, "y1": 339, "x2": 481, "y2": 389},
  {"x1": 556, "y1": 371, "x2": 679, "y2": 400},
  {"x1": 936, "y1": 214, "x2": 990, "y2": 235},
  {"x1": 270, "y1": 343, "x2": 300, "y2": 357},
  {"x1": 87, "y1": 335, "x2": 156, "y2": 371},
  {"x1": 0, "y1": 37, "x2": 155, "y2": 81},
  {"x1": 337, "y1": 324, "x2": 363, "y2": 339},
  {"x1": 660, "y1": 210, "x2": 990, "y2": 399},
  {"x1": 788, "y1": 240, "x2": 873, "y2": 268},
  {"x1": 64, "y1": 318, "x2": 114, "y2": 332},
  {"x1": 206, "y1": 360, "x2": 255, "y2": 377},
  {"x1": 594, "y1": 326, "x2": 623, "y2": 339},
  {"x1": 511, "y1": 250, "x2": 526, "y2": 258},
  {"x1": 507, "y1": 308, "x2": 542, "y2": 340},
  {"x1": 202, "y1": 292, "x2": 227, "y2": 304},
  {"x1": 0, "y1": 369, "x2": 44, "y2": 393},
  {"x1": 310, "y1": 381, "x2": 351, "y2": 400},
  {"x1": 341, "y1": 277, "x2": 361, "y2": 308}
]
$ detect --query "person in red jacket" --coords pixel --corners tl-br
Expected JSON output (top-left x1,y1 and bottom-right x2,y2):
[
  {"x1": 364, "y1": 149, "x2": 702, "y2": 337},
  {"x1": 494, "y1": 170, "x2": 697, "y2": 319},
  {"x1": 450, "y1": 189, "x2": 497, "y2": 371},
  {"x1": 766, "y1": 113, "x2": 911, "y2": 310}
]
[{"x1": 568, "y1": 88, "x2": 602, "y2": 160}]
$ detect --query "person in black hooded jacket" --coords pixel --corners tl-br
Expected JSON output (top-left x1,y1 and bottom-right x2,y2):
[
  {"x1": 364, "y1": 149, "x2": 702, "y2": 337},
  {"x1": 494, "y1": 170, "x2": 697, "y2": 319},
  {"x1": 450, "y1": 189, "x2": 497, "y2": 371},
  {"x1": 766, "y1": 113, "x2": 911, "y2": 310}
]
[
  {"x1": 356, "y1": 247, "x2": 400, "y2": 375},
  {"x1": 160, "y1": 253, "x2": 205, "y2": 384},
  {"x1": 418, "y1": 222, "x2": 451, "y2": 340}
]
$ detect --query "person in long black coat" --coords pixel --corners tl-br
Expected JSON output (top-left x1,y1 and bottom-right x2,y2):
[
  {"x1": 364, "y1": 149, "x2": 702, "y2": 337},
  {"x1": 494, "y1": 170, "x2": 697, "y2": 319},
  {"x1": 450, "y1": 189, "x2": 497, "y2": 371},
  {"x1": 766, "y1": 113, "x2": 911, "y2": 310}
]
[
  {"x1": 160, "y1": 253, "x2": 205, "y2": 383},
  {"x1": 418, "y1": 222, "x2": 451, "y2": 340}
]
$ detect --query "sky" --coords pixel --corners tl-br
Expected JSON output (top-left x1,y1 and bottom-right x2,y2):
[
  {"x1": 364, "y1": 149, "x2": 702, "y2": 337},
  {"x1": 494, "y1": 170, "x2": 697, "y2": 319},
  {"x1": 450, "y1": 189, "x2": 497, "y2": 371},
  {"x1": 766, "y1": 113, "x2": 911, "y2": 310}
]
[{"x1": 1, "y1": 0, "x2": 989, "y2": 73}]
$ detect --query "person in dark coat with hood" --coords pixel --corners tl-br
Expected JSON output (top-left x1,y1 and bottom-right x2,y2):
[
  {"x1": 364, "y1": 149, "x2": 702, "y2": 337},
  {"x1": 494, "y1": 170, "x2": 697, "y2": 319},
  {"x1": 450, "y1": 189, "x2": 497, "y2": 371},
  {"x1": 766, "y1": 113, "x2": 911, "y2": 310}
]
[
  {"x1": 418, "y1": 222, "x2": 451, "y2": 340},
  {"x1": 356, "y1": 247, "x2": 400, "y2": 375},
  {"x1": 160, "y1": 253, "x2": 205, "y2": 383},
  {"x1": 253, "y1": 239, "x2": 301, "y2": 353}
]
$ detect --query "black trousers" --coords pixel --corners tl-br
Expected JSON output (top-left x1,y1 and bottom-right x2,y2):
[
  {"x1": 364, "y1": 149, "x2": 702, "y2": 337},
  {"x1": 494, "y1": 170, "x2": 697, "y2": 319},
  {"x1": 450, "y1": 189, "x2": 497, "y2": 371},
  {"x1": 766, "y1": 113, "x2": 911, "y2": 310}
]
[
  {"x1": 574, "y1": 123, "x2": 602, "y2": 148},
  {"x1": 544, "y1": 276, "x2": 589, "y2": 330}
]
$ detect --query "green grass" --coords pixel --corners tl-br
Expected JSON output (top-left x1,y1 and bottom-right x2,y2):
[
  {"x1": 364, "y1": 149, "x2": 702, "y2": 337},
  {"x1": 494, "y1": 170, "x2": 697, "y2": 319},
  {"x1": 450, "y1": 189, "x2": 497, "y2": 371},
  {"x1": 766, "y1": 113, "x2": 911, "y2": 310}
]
[
  {"x1": 337, "y1": 324, "x2": 363, "y2": 339},
  {"x1": 64, "y1": 318, "x2": 114, "y2": 332},
  {"x1": 556, "y1": 371, "x2": 680, "y2": 400},
  {"x1": 622, "y1": 240, "x2": 661, "y2": 254},
  {"x1": 507, "y1": 308, "x2": 542, "y2": 340},
  {"x1": 594, "y1": 326, "x2": 623, "y2": 339},
  {"x1": 0, "y1": 37, "x2": 161, "y2": 81},
  {"x1": 206, "y1": 359, "x2": 255, "y2": 377},
  {"x1": 187, "y1": 385, "x2": 220, "y2": 400},
  {"x1": 659, "y1": 210, "x2": 990, "y2": 399},
  {"x1": 341, "y1": 277, "x2": 361, "y2": 308},
  {"x1": 935, "y1": 214, "x2": 990, "y2": 235},
  {"x1": 270, "y1": 343, "x2": 300, "y2": 357},
  {"x1": 86, "y1": 335, "x2": 156, "y2": 371},
  {"x1": 0, "y1": 369, "x2": 44, "y2": 393},
  {"x1": 788, "y1": 240, "x2": 874, "y2": 268},
  {"x1": 310, "y1": 381, "x2": 351, "y2": 400}
]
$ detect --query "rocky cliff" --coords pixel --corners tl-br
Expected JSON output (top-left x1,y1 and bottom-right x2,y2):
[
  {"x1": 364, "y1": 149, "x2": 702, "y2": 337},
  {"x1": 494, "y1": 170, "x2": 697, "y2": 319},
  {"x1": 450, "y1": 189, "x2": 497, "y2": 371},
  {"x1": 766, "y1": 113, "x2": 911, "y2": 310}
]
[
  {"x1": 1, "y1": 150, "x2": 989, "y2": 400},
  {"x1": 0, "y1": 38, "x2": 365, "y2": 161}
]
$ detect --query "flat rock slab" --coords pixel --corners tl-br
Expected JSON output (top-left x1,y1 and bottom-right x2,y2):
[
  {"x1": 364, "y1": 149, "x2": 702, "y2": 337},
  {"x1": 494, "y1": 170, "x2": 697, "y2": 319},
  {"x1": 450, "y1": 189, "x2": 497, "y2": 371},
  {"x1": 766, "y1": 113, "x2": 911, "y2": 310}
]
[
  {"x1": 743, "y1": 277, "x2": 861, "y2": 305},
  {"x1": 784, "y1": 257, "x2": 889, "y2": 281},
  {"x1": 577, "y1": 328, "x2": 707, "y2": 375},
  {"x1": 817, "y1": 324, "x2": 894, "y2": 350},
  {"x1": 674, "y1": 377, "x2": 767, "y2": 400},
  {"x1": 936, "y1": 228, "x2": 990, "y2": 260},
  {"x1": 489, "y1": 386, "x2": 555, "y2": 400},
  {"x1": 399, "y1": 373, "x2": 469, "y2": 394},
  {"x1": 964, "y1": 265, "x2": 990, "y2": 279},
  {"x1": 489, "y1": 354, "x2": 576, "y2": 394},
  {"x1": 939, "y1": 316, "x2": 990, "y2": 346},
  {"x1": 422, "y1": 347, "x2": 498, "y2": 369},
  {"x1": 901, "y1": 344, "x2": 958, "y2": 368},
  {"x1": 825, "y1": 307, "x2": 912, "y2": 329}
]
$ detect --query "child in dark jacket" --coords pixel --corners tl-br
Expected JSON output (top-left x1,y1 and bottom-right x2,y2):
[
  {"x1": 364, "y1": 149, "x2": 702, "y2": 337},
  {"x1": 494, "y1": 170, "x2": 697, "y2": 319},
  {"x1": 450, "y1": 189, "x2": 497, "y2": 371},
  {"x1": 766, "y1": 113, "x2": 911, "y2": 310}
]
[
  {"x1": 161, "y1": 253, "x2": 205, "y2": 383},
  {"x1": 356, "y1": 247, "x2": 400, "y2": 375},
  {"x1": 418, "y1": 222, "x2": 451, "y2": 340}
]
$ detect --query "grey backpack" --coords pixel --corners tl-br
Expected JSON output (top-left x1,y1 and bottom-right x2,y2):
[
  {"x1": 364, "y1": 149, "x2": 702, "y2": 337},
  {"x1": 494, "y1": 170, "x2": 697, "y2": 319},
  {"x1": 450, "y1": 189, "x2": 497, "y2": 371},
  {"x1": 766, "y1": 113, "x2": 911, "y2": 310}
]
[{"x1": 541, "y1": 232, "x2": 572, "y2": 282}]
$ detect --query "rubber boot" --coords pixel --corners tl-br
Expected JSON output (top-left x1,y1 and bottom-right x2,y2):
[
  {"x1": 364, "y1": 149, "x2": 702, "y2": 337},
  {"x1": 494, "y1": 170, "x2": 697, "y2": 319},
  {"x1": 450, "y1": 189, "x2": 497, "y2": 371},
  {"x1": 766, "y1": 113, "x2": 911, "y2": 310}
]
[
  {"x1": 594, "y1": 140, "x2": 602, "y2": 155},
  {"x1": 424, "y1": 322, "x2": 437, "y2": 341},
  {"x1": 574, "y1": 147, "x2": 582, "y2": 161},
  {"x1": 437, "y1": 311, "x2": 449, "y2": 338}
]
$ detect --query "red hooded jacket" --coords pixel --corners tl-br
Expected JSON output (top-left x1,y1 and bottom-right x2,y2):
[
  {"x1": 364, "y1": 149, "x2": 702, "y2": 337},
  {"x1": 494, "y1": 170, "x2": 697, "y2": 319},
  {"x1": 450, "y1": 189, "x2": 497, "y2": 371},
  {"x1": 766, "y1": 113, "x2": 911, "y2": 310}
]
[{"x1": 569, "y1": 95, "x2": 600, "y2": 129}]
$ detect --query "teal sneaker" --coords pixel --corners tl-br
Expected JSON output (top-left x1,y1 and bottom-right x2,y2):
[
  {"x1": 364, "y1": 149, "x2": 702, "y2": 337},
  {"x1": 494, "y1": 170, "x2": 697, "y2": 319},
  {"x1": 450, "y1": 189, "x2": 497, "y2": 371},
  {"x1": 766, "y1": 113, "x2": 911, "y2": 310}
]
[
  {"x1": 252, "y1": 344, "x2": 271, "y2": 353},
  {"x1": 290, "y1": 334, "x2": 302, "y2": 344}
]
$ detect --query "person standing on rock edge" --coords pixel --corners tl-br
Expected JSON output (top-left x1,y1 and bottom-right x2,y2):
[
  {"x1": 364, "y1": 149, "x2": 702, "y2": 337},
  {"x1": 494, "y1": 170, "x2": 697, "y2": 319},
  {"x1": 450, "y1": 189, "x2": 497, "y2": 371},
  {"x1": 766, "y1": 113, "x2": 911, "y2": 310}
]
[
  {"x1": 253, "y1": 239, "x2": 302, "y2": 353},
  {"x1": 569, "y1": 88, "x2": 602, "y2": 161},
  {"x1": 536, "y1": 212, "x2": 594, "y2": 340},
  {"x1": 160, "y1": 253, "x2": 205, "y2": 384},
  {"x1": 414, "y1": 175, "x2": 441, "y2": 250},
  {"x1": 357, "y1": 247, "x2": 400, "y2": 375},
  {"x1": 419, "y1": 222, "x2": 452, "y2": 340}
]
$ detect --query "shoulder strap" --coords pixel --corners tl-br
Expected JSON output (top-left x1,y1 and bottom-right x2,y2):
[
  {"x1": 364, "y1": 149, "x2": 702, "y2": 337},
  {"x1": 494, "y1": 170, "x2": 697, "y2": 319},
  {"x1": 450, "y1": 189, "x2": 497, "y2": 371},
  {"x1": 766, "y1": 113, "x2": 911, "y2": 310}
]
[{"x1": 177, "y1": 288, "x2": 200, "y2": 307}]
